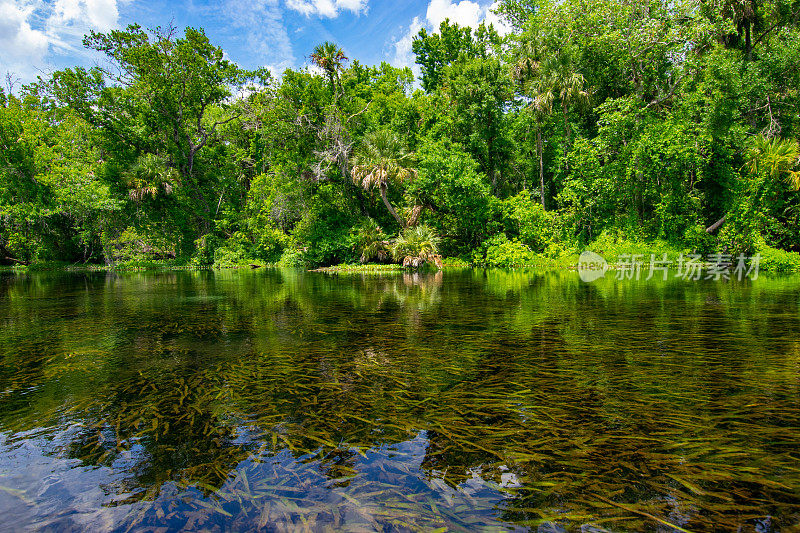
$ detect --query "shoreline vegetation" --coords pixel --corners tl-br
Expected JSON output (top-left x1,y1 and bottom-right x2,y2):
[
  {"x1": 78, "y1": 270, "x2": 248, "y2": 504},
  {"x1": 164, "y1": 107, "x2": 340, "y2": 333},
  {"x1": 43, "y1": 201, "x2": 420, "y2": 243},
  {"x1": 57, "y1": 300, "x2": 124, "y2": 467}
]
[
  {"x1": 3, "y1": 0, "x2": 800, "y2": 277},
  {"x1": 3, "y1": 240, "x2": 800, "y2": 274}
]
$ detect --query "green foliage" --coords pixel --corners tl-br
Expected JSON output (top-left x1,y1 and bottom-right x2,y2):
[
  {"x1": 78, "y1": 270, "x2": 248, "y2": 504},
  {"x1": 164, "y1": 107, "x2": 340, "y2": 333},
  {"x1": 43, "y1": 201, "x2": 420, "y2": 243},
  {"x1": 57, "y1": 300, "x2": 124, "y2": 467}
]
[
  {"x1": 476, "y1": 233, "x2": 536, "y2": 268},
  {"x1": 746, "y1": 136, "x2": 800, "y2": 186},
  {"x1": 720, "y1": 134, "x2": 800, "y2": 254},
  {"x1": 291, "y1": 184, "x2": 357, "y2": 267},
  {"x1": 412, "y1": 20, "x2": 480, "y2": 92},
  {"x1": 103, "y1": 226, "x2": 177, "y2": 265},
  {"x1": 5, "y1": 1, "x2": 800, "y2": 269},
  {"x1": 295, "y1": 221, "x2": 354, "y2": 268},
  {"x1": 0, "y1": 92, "x2": 122, "y2": 265},
  {"x1": 498, "y1": 191, "x2": 557, "y2": 253},
  {"x1": 277, "y1": 248, "x2": 307, "y2": 268},
  {"x1": 349, "y1": 219, "x2": 391, "y2": 263},
  {"x1": 209, "y1": 227, "x2": 290, "y2": 268},
  {"x1": 683, "y1": 224, "x2": 717, "y2": 255},
  {"x1": 586, "y1": 230, "x2": 688, "y2": 262},
  {"x1": 47, "y1": 24, "x2": 261, "y2": 255},
  {"x1": 409, "y1": 138, "x2": 491, "y2": 254},
  {"x1": 758, "y1": 245, "x2": 800, "y2": 272},
  {"x1": 441, "y1": 256, "x2": 471, "y2": 267},
  {"x1": 391, "y1": 225, "x2": 441, "y2": 267}
]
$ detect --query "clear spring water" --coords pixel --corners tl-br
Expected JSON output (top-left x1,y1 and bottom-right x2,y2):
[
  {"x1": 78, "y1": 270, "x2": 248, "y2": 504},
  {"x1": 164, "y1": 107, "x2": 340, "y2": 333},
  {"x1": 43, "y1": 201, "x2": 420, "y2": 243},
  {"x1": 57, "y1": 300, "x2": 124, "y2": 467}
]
[{"x1": 0, "y1": 269, "x2": 799, "y2": 532}]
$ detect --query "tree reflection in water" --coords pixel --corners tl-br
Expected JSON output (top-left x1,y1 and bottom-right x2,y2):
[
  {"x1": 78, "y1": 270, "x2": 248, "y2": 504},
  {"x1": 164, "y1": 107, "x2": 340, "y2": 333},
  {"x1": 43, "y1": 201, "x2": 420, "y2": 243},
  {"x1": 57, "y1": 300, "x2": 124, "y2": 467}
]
[{"x1": 0, "y1": 269, "x2": 799, "y2": 531}]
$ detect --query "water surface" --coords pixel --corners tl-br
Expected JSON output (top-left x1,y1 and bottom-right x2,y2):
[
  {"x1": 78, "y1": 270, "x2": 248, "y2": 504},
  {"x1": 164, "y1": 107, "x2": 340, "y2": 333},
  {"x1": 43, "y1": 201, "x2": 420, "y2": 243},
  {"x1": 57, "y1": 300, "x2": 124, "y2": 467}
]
[{"x1": 1, "y1": 269, "x2": 799, "y2": 531}]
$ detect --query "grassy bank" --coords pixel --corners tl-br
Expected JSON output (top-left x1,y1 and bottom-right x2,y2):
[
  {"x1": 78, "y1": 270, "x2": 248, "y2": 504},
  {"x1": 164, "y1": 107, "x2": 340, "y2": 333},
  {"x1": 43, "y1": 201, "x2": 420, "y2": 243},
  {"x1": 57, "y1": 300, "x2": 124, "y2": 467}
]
[{"x1": 4, "y1": 241, "x2": 799, "y2": 275}]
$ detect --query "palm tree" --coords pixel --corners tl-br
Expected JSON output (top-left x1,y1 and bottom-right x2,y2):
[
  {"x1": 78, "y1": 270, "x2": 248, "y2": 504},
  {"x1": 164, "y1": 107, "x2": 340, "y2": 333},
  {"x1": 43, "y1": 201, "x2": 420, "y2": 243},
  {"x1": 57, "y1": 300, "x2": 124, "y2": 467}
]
[
  {"x1": 745, "y1": 135, "x2": 800, "y2": 187},
  {"x1": 706, "y1": 135, "x2": 799, "y2": 233},
  {"x1": 352, "y1": 218, "x2": 391, "y2": 263},
  {"x1": 530, "y1": 80, "x2": 555, "y2": 210},
  {"x1": 511, "y1": 35, "x2": 540, "y2": 84},
  {"x1": 513, "y1": 39, "x2": 556, "y2": 209},
  {"x1": 310, "y1": 41, "x2": 347, "y2": 96},
  {"x1": 125, "y1": 153, "x2": 179, "y2": 202},
  {"x1": 351, "y1": 130, "x2": 417, "y2": 228},
  {"x1": 552, "y1": 66, "x2": 589, "y2": 162},
  {"x1": 723, "y1": 0, "x2": 758, "y2": 60},
  {"x1": 392, "y1": 225, "x2": 442, "y2": 269}
]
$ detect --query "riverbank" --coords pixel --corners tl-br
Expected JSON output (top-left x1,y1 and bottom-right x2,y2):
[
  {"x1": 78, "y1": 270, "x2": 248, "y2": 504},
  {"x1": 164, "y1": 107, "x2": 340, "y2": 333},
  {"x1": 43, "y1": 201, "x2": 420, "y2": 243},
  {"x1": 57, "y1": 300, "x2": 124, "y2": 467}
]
[{"x1": 4, "y1": 244, "x2": 800, "y2": 274}]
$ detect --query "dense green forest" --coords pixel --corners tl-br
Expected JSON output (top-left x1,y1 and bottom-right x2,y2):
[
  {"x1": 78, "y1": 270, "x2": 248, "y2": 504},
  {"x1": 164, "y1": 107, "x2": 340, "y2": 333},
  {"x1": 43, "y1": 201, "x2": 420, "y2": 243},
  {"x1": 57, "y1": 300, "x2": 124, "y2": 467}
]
[{"x1": 2, "y1": 0, "x2": 800, "y2": 270}]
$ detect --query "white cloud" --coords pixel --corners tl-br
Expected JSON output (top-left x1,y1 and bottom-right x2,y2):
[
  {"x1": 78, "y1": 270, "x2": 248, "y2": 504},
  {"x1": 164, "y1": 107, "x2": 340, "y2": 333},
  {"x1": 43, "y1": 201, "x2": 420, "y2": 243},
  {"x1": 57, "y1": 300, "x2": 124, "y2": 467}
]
[
  {"x1": 389, "y1": 0, "x2": 511, "y2": 73},
  {"x1": 46, "y1": 0, "x2": 120, "y2": 55},
  {"x1": 391, "y1": 16, "x2": 423, "y2": 77},
  {"x1": 82, "y1": 0, "x2": 120, "y2": 32},
  {"x1": 304, "y1": 63, "x2": 325, "y2": 77},
  {"x1": 0, "y1": 0, "x2": 120, "y2": 84},
  {"x1": 285, "y1": 0, "x2": 368, "y2": 18},
  {"x1": 0, "y1": 2, "x2": 49, "y2": 69},
  {"x1": 426, "y1": 0, "x2": 482, "y2": 30},
  {"x1": 484, "y1": 1, "x2": 512, "y2": 36}
]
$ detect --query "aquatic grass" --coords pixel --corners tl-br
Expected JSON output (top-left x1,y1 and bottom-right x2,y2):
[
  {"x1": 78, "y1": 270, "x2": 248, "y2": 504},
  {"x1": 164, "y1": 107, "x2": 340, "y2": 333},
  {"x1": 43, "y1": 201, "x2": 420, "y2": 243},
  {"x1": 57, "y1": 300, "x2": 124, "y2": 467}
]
[
  {"x1": 0, "y1": 269, "x2": 799, "y2": 531},
  {"x1": 312, "y1": 263, "x2": 406, "y2": 274}
]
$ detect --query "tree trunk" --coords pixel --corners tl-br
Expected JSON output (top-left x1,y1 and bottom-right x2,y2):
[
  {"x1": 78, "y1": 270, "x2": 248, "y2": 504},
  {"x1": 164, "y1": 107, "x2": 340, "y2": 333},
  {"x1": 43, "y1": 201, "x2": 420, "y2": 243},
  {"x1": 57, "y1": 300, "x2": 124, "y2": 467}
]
[
  {"x1": 488, "y1": 132, "x2": 496, "y2": 192},
  {"x1": 706, "y1": 215, "x2": 727, "y2": 234},
  {"x1": 327, "y1": 72, "x2": 336, "y2": 95},
  {"x1": 745, "y1": 20, "x2": 752, "y2": 61},
  {"x1": 563, "y1": 104, "x2": 571, "y2": 164},
  {"x1": 0, "y1": 243, "x2": 26, "y2": 266},
  {"x1": 406, "y1": 205, "x2": 424, "y2": 228},
  {"x1": 379, "y1": 183, "x2": 405, "y2": 228},
  {"x1": 537, "y1": 128, "x2": 546, "y2": 210}
]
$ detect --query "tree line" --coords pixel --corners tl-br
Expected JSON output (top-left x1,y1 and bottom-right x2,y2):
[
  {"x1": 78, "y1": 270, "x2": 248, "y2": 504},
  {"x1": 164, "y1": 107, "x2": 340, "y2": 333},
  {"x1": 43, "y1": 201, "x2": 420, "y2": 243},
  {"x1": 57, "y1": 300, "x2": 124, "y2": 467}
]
[{"x1": 2, "y1": 0, "x2": 799, "y2": 269}]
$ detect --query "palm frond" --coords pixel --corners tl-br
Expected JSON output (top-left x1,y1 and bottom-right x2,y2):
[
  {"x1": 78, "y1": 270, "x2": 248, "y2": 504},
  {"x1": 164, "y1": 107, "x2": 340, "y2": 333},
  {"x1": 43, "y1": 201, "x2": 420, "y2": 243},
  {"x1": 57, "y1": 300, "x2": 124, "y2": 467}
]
[
  {"x1": 746, "y1": 135, "x2": 800, "y2": 183},
  {"x1": 788, "y1": 170, "x2": 800, "y2": 191},
  {"x1": 392, "y1": 225, "x2": 440, "y2": 262},
  {"x1": 351, "y1": 130, "x2": 416, "y2": 190}
]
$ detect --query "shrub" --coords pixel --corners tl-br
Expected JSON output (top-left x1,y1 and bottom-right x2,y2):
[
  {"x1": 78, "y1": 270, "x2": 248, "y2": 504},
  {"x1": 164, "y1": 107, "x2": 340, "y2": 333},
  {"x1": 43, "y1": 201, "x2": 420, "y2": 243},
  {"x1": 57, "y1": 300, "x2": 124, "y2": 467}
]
[
  {"x1": 350, "y1": 219, "x2": 391, "y2": 263},
  {"x1": 758, "y1": 245, "x2": 800, "y2": 272},
  {"x1": 477, "y1": 233, "x2": 535, "y2": 267},
  {"x1": 409, "y1": 138, "x2": 491, "y2": 254},
  {"x1": 441, "y1": 256, "x2": 470, "y2": 267},
  {"x1": 192, "y1": 233, "x2": 221, "y2": 266},
  {"x1": 104, "y1": 226, "x2": 177, "y2": 265},
  {"x1": 212, "y1": 247, "x2": 253, "y2": 269},
  {"x1": 587, "y1": 230, "x2": 689, "y2": 258},
  {"x1": 392, "y1": 225, "x2": 442, "y2": 268},
  {"x1": 249, "y1": 227, "x2": 292, "y2": 262},
  {"x1": 291, "y1": 183, "x2": 357, "y2": 267},
  {"x1": 683, "y1": 223, "x2": 716, "y2": 255},
  {"x1": 499, "y1": 191, "x2": 557, "y2": 253},
  {"x1": 277, "y1": 248, "x2": 306, "y2": 268}
]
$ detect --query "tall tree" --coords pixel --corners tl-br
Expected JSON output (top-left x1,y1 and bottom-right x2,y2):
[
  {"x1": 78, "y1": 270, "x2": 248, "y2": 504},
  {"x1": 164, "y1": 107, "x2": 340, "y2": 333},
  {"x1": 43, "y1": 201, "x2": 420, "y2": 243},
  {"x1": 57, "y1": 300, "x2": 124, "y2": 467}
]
[
  {"x1": 48, "y1": 24, "x2": 258, "y2": 237},
  {"x1": 0, "y1": 90, "x2": 118, "y2": 264},
  {"x1": 530, "y1": 82, "x2": 555, "y2": 209},
  {"x1": 550, "y1": 59, "x2": 589, "y2": 162},
  {"x1": 351, "y1": 130, "x2": 417, "y2": 228},
  {"x1": 412, "y1": 20, "x2": 478, "y2": 92},
  {"x1": 310, "y1": 41, "x2": 348, "y2": 98},
  {"x1": 513, "y1": 38, "x2": 555, "y2": 208}
]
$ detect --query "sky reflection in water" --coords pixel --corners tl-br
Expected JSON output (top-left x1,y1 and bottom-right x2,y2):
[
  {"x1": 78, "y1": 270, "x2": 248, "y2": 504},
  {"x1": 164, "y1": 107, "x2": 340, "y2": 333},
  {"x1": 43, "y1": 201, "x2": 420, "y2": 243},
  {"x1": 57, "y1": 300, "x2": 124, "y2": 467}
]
[{"x1": 0, "y1": 269, "x2": 799, "y2": 531}]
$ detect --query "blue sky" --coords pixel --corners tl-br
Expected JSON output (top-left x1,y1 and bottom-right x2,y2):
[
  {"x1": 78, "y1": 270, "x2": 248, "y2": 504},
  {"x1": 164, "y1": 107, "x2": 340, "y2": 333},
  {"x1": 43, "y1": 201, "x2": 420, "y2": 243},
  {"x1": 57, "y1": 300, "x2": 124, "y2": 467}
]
[{"x1": 0, "y1": 0, "x2": 510, "y2": 87}]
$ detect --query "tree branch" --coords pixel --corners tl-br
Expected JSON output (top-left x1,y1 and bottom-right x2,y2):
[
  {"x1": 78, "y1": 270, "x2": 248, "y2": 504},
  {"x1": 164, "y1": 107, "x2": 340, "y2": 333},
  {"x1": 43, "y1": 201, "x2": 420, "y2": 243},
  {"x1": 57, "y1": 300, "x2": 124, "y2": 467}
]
[{"x1": 645, "y1": 71, "x2": 689, "y2": 109}]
